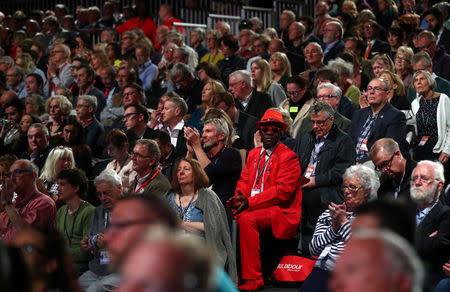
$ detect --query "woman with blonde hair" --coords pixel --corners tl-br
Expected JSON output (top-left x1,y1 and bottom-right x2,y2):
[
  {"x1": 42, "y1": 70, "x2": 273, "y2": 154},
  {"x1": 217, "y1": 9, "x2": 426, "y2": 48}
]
[
  {"x1": 394, "y1": 46, "x2": 414, "y2": 91},
  {"x1": 90, "y1": 50, "x2": 109, "y2": 76},
  {"x1": 270, "y1": 52, "x2": 292, "y2": 90},
  {"x1": 378, "y1": 69, "x2": 409, "y2": 110},
  {"x1": 186, "y1": 80, "x2": 226, "y2": 131},
  {"x1": 44, "y1": 95, "x2": 72, "y2": 146},
  {"x1": 251, "y1": 59, "x2": 287, "y2": 106},
  {"x1": 38, "y1": 146, "x2": 75, "y2": 202}
]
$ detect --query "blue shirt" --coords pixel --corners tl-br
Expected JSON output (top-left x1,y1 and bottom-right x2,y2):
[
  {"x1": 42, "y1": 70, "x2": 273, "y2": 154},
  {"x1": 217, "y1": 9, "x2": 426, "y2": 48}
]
[{"x1": 138, "y1": 60, "x2": 157, "y2": 92}]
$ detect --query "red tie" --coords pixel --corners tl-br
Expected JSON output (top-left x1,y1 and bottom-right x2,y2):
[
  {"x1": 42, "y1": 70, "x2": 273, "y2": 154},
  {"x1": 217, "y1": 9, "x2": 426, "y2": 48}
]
[
  {"x1": 364, "y1": 42, "x2": 372, "y2": 59},
  {"x1": 104, "y1": 87, "x2": 110, "y2": 98}
]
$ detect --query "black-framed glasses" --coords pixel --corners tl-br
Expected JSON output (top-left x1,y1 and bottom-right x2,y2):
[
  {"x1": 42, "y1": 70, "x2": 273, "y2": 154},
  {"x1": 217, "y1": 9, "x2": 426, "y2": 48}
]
[
  {"x1": 375, "y1": 153, "x2": 395, "y2": 171},
  {"x1": 131, "y1": 151, "x2": 151, "y2": 159},
  {"x1": 123, "y1": 91, "x2": 138, "y2": 97},
  {"x1": 341, "y1": 184, "x2": 362, "y2": 193},
  {"x1": 287, "y1": 90, "x2": 303, "y2": 97},
  {"x1": 260, "y1": 126, "x2": 281, "y2": 134},
  {"x1": 311, "y1": 117, "x2": 330, "y2": 126},
  {"x1": 123, "y1": 113, "x2": 139, "y2": 120}
]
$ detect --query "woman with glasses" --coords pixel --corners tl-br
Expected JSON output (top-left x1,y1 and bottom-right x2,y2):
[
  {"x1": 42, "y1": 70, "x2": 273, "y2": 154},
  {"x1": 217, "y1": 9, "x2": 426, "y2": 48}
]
[
  {"x1": 200, "y1": 29, "x2": 224, "y2": 66},
  {"x1": 166, "y1": 158, "x2": 237, "y2": 282},
  {"x1": 38, "y1": 146, "x2": 75, "y2": 202},
  {"x1": 299, "y1": 164, "x2": 379, "y2": 292},
  {"x1": 105, "y1": 129, "x2": 136, "y2": 192},
  {"x1": 394, "y1": 46, "x2": 414, "y2": 91},
  {"x1": 411, "y1": 70, "x2": 450, "y2": 165}
]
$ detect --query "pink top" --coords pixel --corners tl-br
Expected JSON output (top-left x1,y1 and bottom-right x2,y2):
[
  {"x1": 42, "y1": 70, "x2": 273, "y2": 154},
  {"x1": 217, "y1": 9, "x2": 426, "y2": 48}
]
[{"x1": 0, "y1": 191, "x2": 57, "y2": 244}]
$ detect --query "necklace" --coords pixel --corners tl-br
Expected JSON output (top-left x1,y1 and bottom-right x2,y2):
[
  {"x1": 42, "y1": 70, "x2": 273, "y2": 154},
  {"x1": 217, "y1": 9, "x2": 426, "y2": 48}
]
[{"x1": 177, "y1": 193, "x2": 196, "y2": 221}]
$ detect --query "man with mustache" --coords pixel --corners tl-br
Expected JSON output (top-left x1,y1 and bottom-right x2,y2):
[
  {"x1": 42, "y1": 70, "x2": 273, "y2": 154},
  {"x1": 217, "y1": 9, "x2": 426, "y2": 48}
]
[{"x1": 410, "y1": 160, "x2": 450, "y2": 292}]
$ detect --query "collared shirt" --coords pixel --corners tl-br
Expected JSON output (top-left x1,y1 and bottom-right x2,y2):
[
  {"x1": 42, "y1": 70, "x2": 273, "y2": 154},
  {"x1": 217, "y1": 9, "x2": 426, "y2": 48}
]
[
  {"x1": 134, "y1": 171, "x2": 152, "y2": 194},
  {"x1": 307, "y1": 133, "x2": 329, "y2": 177},
  {"x1": 138, "y1": 60, "x2": 157, "y2": 92},
  {"x1": 163, "y1": 120, "x2": 185, "y2": 147},
  {"x1": 393, "y1": 172, "x2": 405, "y2": 199},
  {"x1": 355, "y1": 113, "x2": 378, "y2": 162},
  {"x1": 240, "y1": 92, "x2": 253, "y2": 109},
  {"x1": 416, "y1": 201, "x2": 438, "y2": 226}
]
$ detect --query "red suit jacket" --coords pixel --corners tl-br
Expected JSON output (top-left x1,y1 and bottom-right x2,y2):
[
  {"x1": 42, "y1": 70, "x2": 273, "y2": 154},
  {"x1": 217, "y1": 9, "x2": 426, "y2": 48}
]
[{"x1": 235, "y1": 142, "x2": 302, "y2": 239}]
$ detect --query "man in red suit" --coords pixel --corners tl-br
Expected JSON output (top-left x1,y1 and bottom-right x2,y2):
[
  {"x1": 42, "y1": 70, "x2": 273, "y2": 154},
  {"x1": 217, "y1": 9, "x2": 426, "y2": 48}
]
[{"x1": 227, "y1": 109, "x2": 302, "y2": 291}]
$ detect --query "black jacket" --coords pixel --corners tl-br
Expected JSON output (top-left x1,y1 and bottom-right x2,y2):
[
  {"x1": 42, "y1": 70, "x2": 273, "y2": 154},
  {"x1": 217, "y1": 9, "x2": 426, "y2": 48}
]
[
  {"x1": 415, "y1": 201, "x2": 450, "y2": 292},
  {"x1": 175, "y1": 78, "x2": 204, "y2": 114},
  {"x1": 378, "y1": 158, "x2": 417, "y2": 202},
  {"x1": 217, "y1": 54, "x2": 247, "y2": 88},
  {"x1": 236, "y1": 90, "x2": 274, "y2": 120},
  {"x1": 232, "y1": 110, "x2": 258, "y2": 151},
  {"x1": 295, "y1": 124, "x2": 356, "y2": 228}
]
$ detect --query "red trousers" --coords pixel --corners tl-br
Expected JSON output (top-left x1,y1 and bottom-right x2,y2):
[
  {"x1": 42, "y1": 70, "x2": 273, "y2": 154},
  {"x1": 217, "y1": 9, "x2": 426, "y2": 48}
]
[{"x1": 238, "y1": 208, "x2": 274, "y2": 280}]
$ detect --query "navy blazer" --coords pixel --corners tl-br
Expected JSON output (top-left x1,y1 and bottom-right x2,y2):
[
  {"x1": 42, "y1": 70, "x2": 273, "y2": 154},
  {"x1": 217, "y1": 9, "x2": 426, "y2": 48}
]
[
  {"x1": 323, "y1": 40, "x2": 345, "y2": 64},
  {"x1": 237, "y1": 90, "x2": 274, "y2": 120},
  {"x1": 363, "y1": 39, "x2": 390, "y2": 59},
  {"x1": 348, "y1": 102, "x2": 407, "y2": 163}
]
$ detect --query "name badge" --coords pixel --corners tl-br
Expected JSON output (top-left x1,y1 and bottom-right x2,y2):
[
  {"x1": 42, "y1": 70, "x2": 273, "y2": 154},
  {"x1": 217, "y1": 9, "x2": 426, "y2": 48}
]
[
  {"x1": 360, "y1": 139, "x2": 369, "y2": 152},
  {"x1": 290, "y1": 106, "x2": 299, "y2": 113},
  {"x1": 418, "y1": 136, "x2": 429, "y2": 146},
  {"x1": 305, "y1": 165, "x2": 315, "y2": 178},
  {"x1": 251, "y1": 189, "x2": 261, "y2": 197},
  {"x1": 100, "y1": 249, "x2": 110, "y2": 265}
]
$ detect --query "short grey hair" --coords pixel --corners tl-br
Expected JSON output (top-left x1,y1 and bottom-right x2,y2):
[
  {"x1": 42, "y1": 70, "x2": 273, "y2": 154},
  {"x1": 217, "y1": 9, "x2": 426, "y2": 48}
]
[
  {"x1": 78, "y1": 95, "x2": 97, "y2": 112},
  {"x1": 343, "y1": 164, "x2": 380, "y2": 201},
  {"x1": 122, "y1": 31, "x2": 137, "y2": 40},
  {"x1": 230, "y1": 70, "x2": 251, "y2": 86},
  {"x1": 411, "y1": 52, "x2": 432, "y2": 68},
  {"x1": 165, "y1": 96, "x2": 188, "y2": 117},
  {"x1": 412, "y1": 70, "x2": 436, "y2": 91},
  {"x1": 16, "y1": 159, "x2": 39, "y2": 177},
  {"x1": 326, "y1": 21, "x2": 343, "y2": 39},
  {"x1": 136, "y1": 139, "x2": 161, "y2": 161},
  {"x1": 174, "y1": 47, "x2": 189, "y2": 60},
  {"x1": 94, "y1": 168, "x2": 122, "y2": 188},
  {"x1": 250, "y1": 17, "x2": 263, "y2": 27},
  {"x1": 327, "y1": 58, "x2": 353, "y2": 78},
  {"x1": 29, "y1": 123, "x2": 49, "y2": 137},
  {"x1": 55, "y1": 43, "x2": 71, "y2": 58},
  {"x1": 191, "y1": 28, "x2": 205, "y2": 40},
  {"x1": 205, "y1": 29, "x2": 221, "y2": 39},
  {"x1": 309, "y1": 101, "x2": 335, "y2": 118},
  {"x1": 167, "y1": 30, "x2": 183, "y2": 43},
  {"x1": 170, "y1": 63, "x2": 193, "y2": 79},
  {"x1": 282, "y1": 10, "x2": 296, "y2": 22},
  {"x1": 0, "y1": 56, "x2": 14, "y2": 66},
  {"x1": 217, "y1": 21, "x2": 231, "y2": 33},
  {"x1": 350, "y1": 228, "x2": 424, "y2": 292},
  {"x1": 305, "y1": 42, "x2": 323, "y2": 54},
  {"x1": 205, "y1": 118, "x2": 229, "y2": 143},
  {"x1": 370, "y1": 78, "x2": 390, "y2": 92},
  {"x1": 415, "y1": 160, "x2": 445, "y2": 183},
  {"x1": 317, "y1": 82, "x2": 342, "y2": 98}
]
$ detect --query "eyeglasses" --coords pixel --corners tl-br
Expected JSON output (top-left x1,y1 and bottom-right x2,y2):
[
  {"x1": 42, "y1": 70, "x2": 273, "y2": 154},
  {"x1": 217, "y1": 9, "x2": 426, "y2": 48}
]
[
  {"x1": 76, "y1": 104, "x2": 90, "y2": 109},
  {"x1": 364, "y1": 24, "x2": 375, "y2": 29},
  {"x1": 374, "y1": 153, "x2": 395, "y2": 171},
  {"x1": 341, "y1": 184, "x2": 362, "y2": 193},
  {"x1": 366, "y1": 86, "x2": 387, "y2": 92},
  {"x1": 305, "y1": 50, "x2": 320, "y2": 55},
  {"x1": 260, "y1": 125, "x2": 281, "y2": 134},
  {"x1": 311, "y1": 117, "x2": 330, "y2": 126},
  {"x1": 395, "y1": 56, "x2": 409, "y2": 62},
  {"x1": 11, "y1": 169, "x2": 32, "y2": 176},
  {"x1": 123, "y1": 91, "x2": 137, "y2": 97},
  {"x1": 51, "y1": 50, "x2": 65, "y2": 54},
  {"x1": 317, "y1": 94, "x2": 338, "y2": 99},
  {"x1": 123, "y1": 112, "x2": 139, "y2": 120},
  {"x1": 287, "y1": 90, "x2": 303, "y2": 97},
  {"x1": 411, "y1": 176, "x2": 436, "y2": 185},
  {"x1": 416, "y1": 43, "x2": 432, "y2": 51},
  {"x1": 131, "y1": 151, "x2": 151, "y2": 159}
]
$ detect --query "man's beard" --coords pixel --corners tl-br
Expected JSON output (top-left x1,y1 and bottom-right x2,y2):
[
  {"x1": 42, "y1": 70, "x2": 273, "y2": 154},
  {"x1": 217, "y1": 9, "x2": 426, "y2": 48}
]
[
  {"x1": 410, "y1": 182, "x2": 437, "y2": 206},
  {"x1": 203, "y1": 141, "x2": 219, "y2": 153}
]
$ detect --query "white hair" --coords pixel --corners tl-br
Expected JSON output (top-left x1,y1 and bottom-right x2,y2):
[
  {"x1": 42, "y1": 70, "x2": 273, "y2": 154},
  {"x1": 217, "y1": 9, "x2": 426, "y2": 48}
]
[
  {"x1": 415, "y1": 160, "x2": 445, "y2": 183},
  {"x1": 230, "y1": 70, "x2": 251, "y2": 86},
  {"x1": 343, "y1": 164, "x2": 380, "y2": 201},
  {"x1": 94, "y1": 168, "x2": 122, "y2": 188}
]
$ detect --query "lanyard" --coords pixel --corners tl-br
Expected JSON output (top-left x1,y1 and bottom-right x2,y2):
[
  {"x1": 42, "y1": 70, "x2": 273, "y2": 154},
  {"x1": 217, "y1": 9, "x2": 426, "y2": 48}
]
[
  {"x1": 64, "y1": 201, "x2": 85, "y2": 245},
  {"x1": 134, "y1": 169, "x2": 161, "y2": 193},
  {"x1": 177, "y1": 193, "x2": 196, "y2": 221},
  {"x1": 7, "y1": 191, "x2": 38, "y2": 227},
  {"x1": 253, "y1": 144, "x2": 278, "y2": 189}
]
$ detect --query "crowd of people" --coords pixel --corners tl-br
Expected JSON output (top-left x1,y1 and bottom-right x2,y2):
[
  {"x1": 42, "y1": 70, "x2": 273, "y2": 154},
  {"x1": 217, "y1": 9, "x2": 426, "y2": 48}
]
[{"x1": 0, "y1": 0, "x2": 449, "y2": 291}]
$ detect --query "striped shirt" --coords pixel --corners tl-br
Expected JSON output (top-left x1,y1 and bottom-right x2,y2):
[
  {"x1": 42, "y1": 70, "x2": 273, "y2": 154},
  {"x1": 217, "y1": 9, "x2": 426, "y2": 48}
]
[{"x1": 309, "y1": 210, "x2": 353, "y2": 271}]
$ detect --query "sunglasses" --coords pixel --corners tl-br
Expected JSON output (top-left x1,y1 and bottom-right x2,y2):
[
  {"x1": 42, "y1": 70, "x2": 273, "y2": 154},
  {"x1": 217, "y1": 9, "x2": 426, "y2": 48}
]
[{"x1": 260, "y1": 126, "x2": 281, "y2": 134}]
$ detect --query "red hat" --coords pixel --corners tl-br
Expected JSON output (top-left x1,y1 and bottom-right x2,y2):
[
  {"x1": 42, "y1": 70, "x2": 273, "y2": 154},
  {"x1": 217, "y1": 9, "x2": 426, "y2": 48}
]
[{"x1": 255, "y1": 109, "x2": 288, "y2": 131}]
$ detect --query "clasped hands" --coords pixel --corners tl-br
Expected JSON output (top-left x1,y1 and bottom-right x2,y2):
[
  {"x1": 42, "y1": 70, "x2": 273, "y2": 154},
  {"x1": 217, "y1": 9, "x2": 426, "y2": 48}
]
[{"x1": 226, "y1": 190, "x2": 249, "y2": 216}]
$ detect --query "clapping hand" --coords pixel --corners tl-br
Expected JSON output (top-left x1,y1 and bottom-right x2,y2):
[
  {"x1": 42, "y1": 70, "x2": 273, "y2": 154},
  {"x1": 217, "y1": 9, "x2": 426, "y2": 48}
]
[{"x1": 329, "y1": 202, "x2": 348, "y2": 232}]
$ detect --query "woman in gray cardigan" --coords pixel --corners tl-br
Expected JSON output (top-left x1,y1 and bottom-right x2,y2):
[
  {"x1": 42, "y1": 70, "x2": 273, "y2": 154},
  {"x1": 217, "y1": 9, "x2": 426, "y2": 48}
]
[{"x1": 166, "y1": 158, "x2": 237, "y2": 282}]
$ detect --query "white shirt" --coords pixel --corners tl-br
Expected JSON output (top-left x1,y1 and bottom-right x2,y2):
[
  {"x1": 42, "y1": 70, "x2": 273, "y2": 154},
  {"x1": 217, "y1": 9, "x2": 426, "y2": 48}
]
[
  {"x1": 240, "y1": 92, "x2": 253, "y2": 109},
  {"x1": 163, "y1": 120, "x2": 185, "y2": 147}
]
